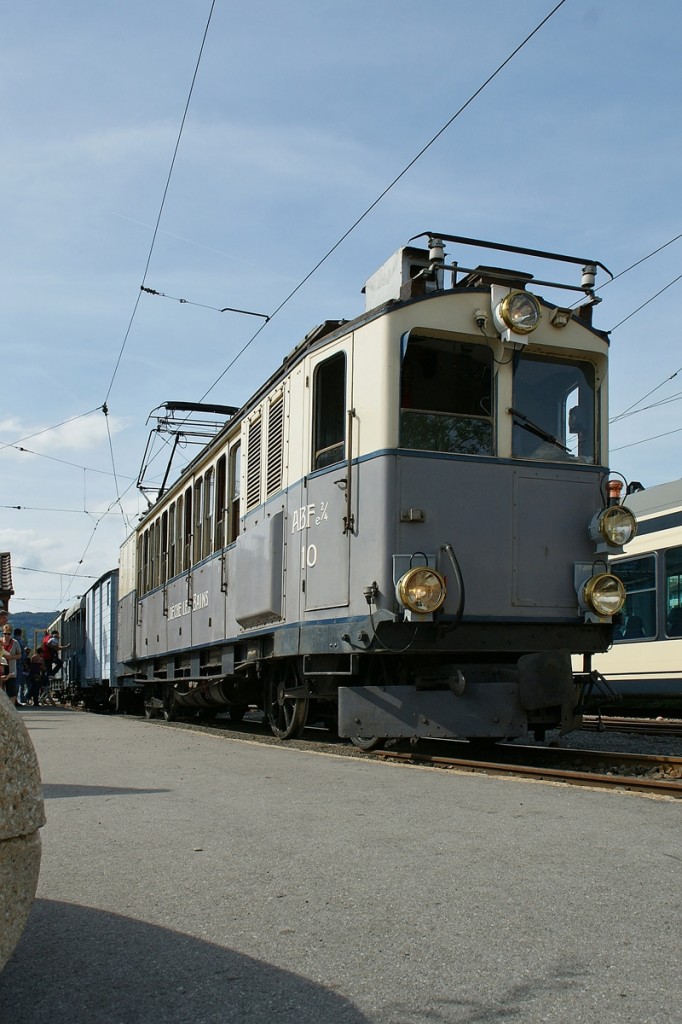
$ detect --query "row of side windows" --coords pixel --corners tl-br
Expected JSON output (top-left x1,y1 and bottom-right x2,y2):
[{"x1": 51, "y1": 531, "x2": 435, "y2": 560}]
[
  {"x1": 137, "y1": 359, "x2": 349, "y2": 595},
  {"x1": 612, "y1": 545, "x2": 682, "y2": 641},
  {"x1": 137, "y1": 442, "x2": 241, "y2": 596}
]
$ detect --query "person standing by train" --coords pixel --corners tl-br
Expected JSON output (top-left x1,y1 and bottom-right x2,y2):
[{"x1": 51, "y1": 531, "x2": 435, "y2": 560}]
[
  {"x1": 25, "y1": 648, "x2": 45, "y2": 707},
  {"x1": 1, "y1": 623, "x2": 22, "y2": 707},
  {"x1": 14, "y1": 627, "x2": 28, "y2": 705},
  {"x1": 42, "y1": 629, "x2": 68, "y2": 679}
]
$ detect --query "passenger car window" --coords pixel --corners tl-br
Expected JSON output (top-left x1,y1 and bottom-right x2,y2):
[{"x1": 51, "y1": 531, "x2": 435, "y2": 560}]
[
  {"x1": 612, "y1": 555, "x2": 656, "y2": 640},
  {"x1": 665, "y1": 546, "x2": 682, "y2": 636}
]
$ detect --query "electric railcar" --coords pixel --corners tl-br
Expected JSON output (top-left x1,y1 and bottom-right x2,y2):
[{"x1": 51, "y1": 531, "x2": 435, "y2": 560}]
[
  {"x1": 589, "y1": 479, "x2": 682, "y2": 708},
  {"x1": 117, "y1": 233, "x2": 637, "y2": 744}
]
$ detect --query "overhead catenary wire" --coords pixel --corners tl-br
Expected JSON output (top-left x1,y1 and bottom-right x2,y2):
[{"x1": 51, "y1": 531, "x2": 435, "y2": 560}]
[
  {"x1": 611, "y1": 424, "x2": 682, "y2": 453},
  {"x1": 609, "y1": 269, "x2": 682, "y2": 332},
  {"x1": 611, "y1": 382, "x2": 682, "y2": 424},
  {"x1": 0, "y1": 441, "x2": 137, "y2": 479},
  {"x1": 0, "y1": 505, "x2": 123, "y2": 516},
  {"x1": 140, "y1": 286, "x2": 269, "y2": 320},
  {"x1": 103, "y1": 403, "x2": 131, "y2": 532},
  {"x1": 0, "y1": 406, "x2": 105, "y2": 453},
  {"x1": 16, "y1": 566, "x2": 99, "y2": 579}
]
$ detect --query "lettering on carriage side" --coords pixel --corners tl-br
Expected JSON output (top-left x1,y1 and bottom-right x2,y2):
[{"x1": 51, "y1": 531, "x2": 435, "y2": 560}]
[
  {"x1": 291, "y1": 502, "x2": 330, "y2": 533},
  {"x1": 167, "y1": 592, "x2": 209, "y2": 620},
  {"x1": 301, "y1": 543, "x2": 317, "y2": 569}
]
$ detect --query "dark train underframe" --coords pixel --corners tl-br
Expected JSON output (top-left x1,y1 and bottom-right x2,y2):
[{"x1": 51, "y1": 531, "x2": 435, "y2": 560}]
[{"x1": 131, "y1": 619, "x2": 612, "y2": 741}]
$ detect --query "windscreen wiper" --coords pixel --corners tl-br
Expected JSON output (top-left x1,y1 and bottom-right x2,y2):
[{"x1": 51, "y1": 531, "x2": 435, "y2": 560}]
[{"x1": 508, "y1": 407, "x2": 570, "y2": 453}]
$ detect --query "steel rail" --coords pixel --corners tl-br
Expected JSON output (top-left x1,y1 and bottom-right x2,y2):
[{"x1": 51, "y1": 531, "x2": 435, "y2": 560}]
[
  {"x1": 373, "y1": 749, "x2": 682, "y2": 798},
  {"x1": 582, "y1": 716, "x2": 682, "y2": 737}
]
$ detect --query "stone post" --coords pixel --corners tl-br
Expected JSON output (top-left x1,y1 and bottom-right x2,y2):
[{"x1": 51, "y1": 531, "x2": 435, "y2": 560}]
[{"x1": 0, "y1": 691, "x2": 46, "y2": 971}]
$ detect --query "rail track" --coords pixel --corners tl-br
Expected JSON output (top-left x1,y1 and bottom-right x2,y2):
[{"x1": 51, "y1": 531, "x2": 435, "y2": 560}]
[
  {"x1": 582, "y1": 715, "x2": 682, "y2": 737},
  {"x1": 123, "y1": 708, "x2": 682, "y2": 799},
  {"x1": 373, "y1": 742, "x2": 682, "y2": 798}
]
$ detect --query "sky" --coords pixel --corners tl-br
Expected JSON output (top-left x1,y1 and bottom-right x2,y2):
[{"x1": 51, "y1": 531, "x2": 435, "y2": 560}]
[{"x1": 2, "y1": 0, "x2": 681, "y2": 613}]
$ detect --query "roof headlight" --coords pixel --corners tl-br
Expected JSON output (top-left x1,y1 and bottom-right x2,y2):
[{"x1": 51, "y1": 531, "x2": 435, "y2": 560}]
[
  {"x1": 591, "y1": 505, "x2": 637, "y2": 548},
  {"x1": 396, "y1": 567, "x2": 446, "y2": 614},
  {"x1": 498, "y1": 291, "x2": 541, "y2": 335},
  {"x1": 582, "y1": 573, "x2": 626, "y2": 617}
]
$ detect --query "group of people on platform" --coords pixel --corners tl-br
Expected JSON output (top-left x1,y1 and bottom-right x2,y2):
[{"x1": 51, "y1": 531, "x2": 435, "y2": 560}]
[{"x1": 0, "y1": 603, "x2": 69, "y2": 709}]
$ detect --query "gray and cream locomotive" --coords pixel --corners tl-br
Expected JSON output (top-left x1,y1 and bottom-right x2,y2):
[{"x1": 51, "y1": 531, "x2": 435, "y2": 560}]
[{"x1": 117, "y1": 233, "x2": 636, "y2": 744}]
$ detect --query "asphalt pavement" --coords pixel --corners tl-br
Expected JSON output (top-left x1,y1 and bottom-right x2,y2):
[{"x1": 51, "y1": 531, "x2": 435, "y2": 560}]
[{"x1": 1, "y1": 706, "x2": 680, "y2": 1024}]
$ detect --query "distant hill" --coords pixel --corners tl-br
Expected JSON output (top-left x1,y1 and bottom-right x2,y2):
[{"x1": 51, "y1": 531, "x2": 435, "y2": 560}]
[{"x1": 6, "y1": 611, "x2": 60, "y2": 647}]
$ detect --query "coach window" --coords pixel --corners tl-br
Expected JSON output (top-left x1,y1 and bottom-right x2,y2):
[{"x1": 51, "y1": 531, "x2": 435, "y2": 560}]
[
  {"x1": 400, "y1": 334, "x2": 493, "y2": 455},
  {"x1": 183, "y1": 487, "x2": 193, "y2": 571},
  {"x1": 313, "y1": 352, "x2": 346, "y2": 469},
  {"x1": 151, "y1": 521, "x2": 159, "y2": 588},
  {"x1": 168, "y1": 502, "x2": 176, "y2": 578},
  {"x1": 214, "y1": 455, "x2": 227, "y2": 550},
  {"x1": 193, "y1": 479, "x2": 203, "y2": 565},
  {"x1": 155, "y1": 520, "x2": 162, "y2": 588},
  {"x1": 512, "y1": 354, "x2": 596, "y2": 463},
  {"x1": 665, "y1": 547, "x2": 682, "y2": 636},
  {"x1": 161, "y1": 511, "x2": 168, "y2": 584},
  {"x1": 612, "y1": 555, "x2": 656, "y2": 641},
  {"x1": 203, "y1": 468, "x2": 214, "y2": 560},
  {"x1": 149, "y1": 526, "x2": 156, "y2": 591},
  {"x1": 140, "y1": 532, "x2": 148, "y2": 595},
  {"x1": 145, "y1": 530, "x2": 151, "y2": 593},
  {"x1": 229, "y1": 442, "x2": 241, "y2": 542}
]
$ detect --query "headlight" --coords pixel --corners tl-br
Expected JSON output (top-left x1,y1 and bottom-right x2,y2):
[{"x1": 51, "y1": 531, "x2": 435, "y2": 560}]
[
  {"x1": 591, "y1": 505, "x2": 637, "y2": 547},
  {"x1": 396, "y1": 567, "x2": 446, "y2": 614},
  {"x1": 582, "y1": 573, "x2": 626, "y2": 616},
  {"x1": 497, "y1": 291, "x2": 541, "y2": 334}
]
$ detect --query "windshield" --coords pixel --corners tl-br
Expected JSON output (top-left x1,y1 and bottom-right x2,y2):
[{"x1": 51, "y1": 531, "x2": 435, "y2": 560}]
[
  {"x1": 400, "y1": 335, "x2": 493, "y2": 455},
  {"x1": 512, "y1": 353, "x2": 596, "y2": 463}
]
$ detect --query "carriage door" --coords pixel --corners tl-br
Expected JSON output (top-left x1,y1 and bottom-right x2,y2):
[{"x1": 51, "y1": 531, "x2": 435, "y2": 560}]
[{"x1": 302, "y1": 339, "x2": 354, "y2": 611}]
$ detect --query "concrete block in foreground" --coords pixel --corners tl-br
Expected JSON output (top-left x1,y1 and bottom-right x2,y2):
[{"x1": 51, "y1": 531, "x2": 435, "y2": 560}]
[{"x1": 0, "y1": 692, "x2": 46, "y2": 971}]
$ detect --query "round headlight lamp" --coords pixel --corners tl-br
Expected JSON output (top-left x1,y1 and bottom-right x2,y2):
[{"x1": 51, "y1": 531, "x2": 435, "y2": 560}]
[
  {"x1": 498, "y1": 291, "x2": 541, "y2": 334},
  {"x1": 593, "y1": 504, "x2": 637, "y2": 547},
  {"x1": 396, "y1": 567, "x2": 446, "y2": 614},
  {"x1": 582, "y1": 573, "x2": 626, "y2": 616}
]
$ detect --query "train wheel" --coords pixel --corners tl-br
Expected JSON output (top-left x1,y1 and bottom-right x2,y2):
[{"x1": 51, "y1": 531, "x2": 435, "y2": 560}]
[
  {"x1": 350, "y1": 735, "x2": 385, "y2": 751},
  {"x1": 162, "y1": 688, "x2": 176, "y2": 722},
  {"x1": 266, "y1": 662, "x2": 308, "y2": 740}
]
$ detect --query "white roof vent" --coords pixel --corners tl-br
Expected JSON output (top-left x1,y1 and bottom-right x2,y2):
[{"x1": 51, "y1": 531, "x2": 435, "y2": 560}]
[{"x1": 362, "y1": 246, "x2": 438, "y2": 311}]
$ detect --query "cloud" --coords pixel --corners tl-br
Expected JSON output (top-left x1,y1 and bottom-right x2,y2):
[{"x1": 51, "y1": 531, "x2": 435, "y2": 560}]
[{"x1": 0, "y1": 411, "x2": 126, "y2": 457}]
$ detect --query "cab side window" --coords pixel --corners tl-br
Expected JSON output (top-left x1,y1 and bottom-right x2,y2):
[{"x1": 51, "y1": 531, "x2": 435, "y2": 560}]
[{"x1": 313, "y1": 353, "x2": 346, "y2": 470}]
